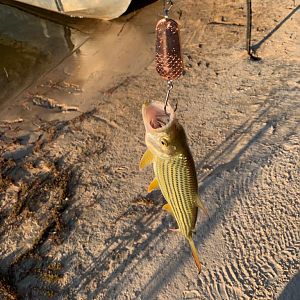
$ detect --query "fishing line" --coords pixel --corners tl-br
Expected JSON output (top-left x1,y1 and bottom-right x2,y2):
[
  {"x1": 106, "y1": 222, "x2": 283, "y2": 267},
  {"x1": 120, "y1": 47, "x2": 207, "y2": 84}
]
[{"x1": 163, "y1": 0, "x2": 173, "y2": 18}]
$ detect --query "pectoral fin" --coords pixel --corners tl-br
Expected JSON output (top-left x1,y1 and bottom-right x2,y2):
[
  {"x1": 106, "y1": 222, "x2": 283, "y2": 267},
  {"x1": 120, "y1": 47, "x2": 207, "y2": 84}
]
[
  {"x1": 187, "y1": 237, "x2": 202, "y2": 274},
  {"x1": 195, "y1": 196, "x2": 209, "y2": 218},
  {"x1": 139, "y1": 149, "x2": 154, "y2": 170},
  {"x1": 147, "y1": 177, "x2": 159, "y2": 193},
  {"x1": 162, "y1": 203, "x2": 174, "y2": 217}
]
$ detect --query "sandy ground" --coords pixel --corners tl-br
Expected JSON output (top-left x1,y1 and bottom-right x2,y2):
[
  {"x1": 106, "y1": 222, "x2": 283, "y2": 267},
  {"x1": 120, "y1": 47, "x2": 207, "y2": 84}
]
[{"x1": 0, "y1": 0, "x2": 299, "y2": 299}]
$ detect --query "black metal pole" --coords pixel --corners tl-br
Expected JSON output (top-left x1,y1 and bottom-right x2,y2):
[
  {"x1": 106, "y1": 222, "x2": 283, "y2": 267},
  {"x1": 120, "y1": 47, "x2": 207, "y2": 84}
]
[{"x1": 246, "y1": 0, "x2": 252, "y2": 55}]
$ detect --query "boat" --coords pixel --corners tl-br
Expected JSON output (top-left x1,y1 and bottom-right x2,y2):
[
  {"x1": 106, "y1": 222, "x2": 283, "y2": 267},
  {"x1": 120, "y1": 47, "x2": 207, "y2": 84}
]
[{"x1": 0, "y1": 0, "x2": 133, "y2": 20}]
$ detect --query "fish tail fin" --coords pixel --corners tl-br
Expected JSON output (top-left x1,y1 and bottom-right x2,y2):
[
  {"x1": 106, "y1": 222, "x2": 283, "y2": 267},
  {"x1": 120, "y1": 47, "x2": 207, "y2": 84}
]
[
  {"x1": 187, "y1": 237, "x2": 202, "y2": 274},
  {"x1": 195, "y1": 196, "x2": 210, "y2": 219}
]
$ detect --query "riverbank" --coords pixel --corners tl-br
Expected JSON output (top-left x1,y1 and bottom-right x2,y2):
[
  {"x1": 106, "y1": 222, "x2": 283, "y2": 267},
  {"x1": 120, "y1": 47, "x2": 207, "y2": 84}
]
[{"x1": 0, "y1": 1, "x2": 299, "y2": 299}]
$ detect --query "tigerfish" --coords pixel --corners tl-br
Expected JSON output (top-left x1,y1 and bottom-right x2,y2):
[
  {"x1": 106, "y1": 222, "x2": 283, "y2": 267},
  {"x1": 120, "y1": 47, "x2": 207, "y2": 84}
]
[{"x1": 140, "y1": 101, "x2": 208, "y2": 274}]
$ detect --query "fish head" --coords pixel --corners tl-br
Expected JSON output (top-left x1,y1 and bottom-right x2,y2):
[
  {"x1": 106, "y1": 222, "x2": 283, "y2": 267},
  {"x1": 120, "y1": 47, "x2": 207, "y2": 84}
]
[{"x1": 142, "y1": 101, "x2": 187, "y2": 158}]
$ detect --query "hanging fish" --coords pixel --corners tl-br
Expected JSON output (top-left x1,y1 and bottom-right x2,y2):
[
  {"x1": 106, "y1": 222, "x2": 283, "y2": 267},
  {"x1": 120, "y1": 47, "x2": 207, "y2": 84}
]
[{"x1": 140, "y1": 101, "x2": 208, "y2": 273}]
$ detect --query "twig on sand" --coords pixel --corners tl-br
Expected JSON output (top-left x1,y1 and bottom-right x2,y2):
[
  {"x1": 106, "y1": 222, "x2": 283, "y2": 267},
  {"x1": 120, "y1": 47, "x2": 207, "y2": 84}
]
[
  {"x1": 42, "y1": 80, "x2": 83, "y2": 94},
  {"x1": 32, "y1": 95, "x2": 79, "y2": 112},
  {"x1": 208, "y1": 21, "x2": 244, "y2": 27},
  {"x1": 3, "y1": 67, "x2": 8, "y2": 80},
  {"x1": 3, "y1": 118, "x2": 23, "y2": 124},
  {"x1": 0, "y1": 118, "x2": 24, "y2": 126}
]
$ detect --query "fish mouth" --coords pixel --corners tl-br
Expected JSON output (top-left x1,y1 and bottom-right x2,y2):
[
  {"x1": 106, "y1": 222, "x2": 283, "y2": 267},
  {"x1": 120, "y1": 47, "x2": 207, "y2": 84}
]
[{"x1": 142, "y1": 101, "x2": 175, "y2": 132}]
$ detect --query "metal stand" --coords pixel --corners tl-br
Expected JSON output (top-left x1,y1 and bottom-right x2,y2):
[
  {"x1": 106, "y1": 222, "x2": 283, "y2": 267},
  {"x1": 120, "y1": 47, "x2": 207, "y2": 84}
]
[{"x1": 246, "y1": 0, "x2": 261, "y2": 60}]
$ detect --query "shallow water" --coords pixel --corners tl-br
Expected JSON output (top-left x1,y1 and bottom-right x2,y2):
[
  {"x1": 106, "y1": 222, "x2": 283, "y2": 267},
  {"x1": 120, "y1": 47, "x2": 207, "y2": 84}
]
[
  {"x1": 0, "y1": 4, "x2": 88, "y2": 107},
  {"x1": 0, "y1": 0, "x2": 159, "y2": 111}
]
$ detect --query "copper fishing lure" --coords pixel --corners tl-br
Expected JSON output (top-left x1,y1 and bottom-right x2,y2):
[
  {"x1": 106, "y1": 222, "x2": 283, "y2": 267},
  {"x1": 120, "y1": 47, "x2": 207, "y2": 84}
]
[
  {"x1": 156, "y1": 18, "x2": 184, "y2": 81},
  {"x1": 154, "y1": 0, "x2": 183, "y2": 113}
]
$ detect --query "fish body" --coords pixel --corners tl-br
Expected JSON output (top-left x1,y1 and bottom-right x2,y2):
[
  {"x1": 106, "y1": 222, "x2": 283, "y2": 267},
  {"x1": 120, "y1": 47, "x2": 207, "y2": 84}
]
[
  {"x1": 140, "y1": 101, "x2": 207, "y2": 273},
  {"x1": 153, "y1": 131, "x2": 198, "y2": 238}
]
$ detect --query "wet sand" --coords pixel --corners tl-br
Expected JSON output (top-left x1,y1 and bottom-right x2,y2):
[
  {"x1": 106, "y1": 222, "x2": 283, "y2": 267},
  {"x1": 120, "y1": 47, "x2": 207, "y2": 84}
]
[{"x1": 0, "y1": 0, "x2": 299, "y2": 299}]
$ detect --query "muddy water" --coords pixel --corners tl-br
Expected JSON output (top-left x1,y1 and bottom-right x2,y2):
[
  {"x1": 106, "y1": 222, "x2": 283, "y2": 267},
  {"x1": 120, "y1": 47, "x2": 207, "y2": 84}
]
[{"x1": 0, "y1": 4, "x2": 88, "y2": 107}]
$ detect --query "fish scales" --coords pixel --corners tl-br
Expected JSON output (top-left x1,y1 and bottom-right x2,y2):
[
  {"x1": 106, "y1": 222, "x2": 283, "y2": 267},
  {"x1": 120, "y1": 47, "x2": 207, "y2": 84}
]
[
  {"x1": 161, "y1": 158, "x2": 191, "y2": 232},
  {"x1": 154, "y1": 154, "x2": 198, "y2": 237}
]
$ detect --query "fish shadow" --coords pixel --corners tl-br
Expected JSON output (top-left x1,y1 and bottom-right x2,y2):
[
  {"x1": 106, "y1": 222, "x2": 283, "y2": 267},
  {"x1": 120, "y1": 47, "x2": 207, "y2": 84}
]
[{"x1": 62, "y1": 192, "x2": 171, "y2": 299}]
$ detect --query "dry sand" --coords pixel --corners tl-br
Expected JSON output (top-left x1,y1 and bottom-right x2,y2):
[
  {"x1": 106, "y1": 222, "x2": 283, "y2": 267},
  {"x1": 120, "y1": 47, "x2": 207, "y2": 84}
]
[{"x1": 0, "y1": 0, "x2": 299, "y2": 299}]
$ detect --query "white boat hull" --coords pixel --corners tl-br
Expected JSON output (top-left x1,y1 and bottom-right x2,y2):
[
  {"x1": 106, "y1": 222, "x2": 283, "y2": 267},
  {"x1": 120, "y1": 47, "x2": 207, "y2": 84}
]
[{"x1": 5, "y1": 0, "x2": 133, "y2": 19}]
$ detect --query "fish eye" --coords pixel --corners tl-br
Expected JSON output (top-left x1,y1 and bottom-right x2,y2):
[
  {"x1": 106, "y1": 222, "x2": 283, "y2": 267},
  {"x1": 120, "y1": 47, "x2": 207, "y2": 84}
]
[{"x1": 160, "y1": 138, "x2": 168, "y2": 146}]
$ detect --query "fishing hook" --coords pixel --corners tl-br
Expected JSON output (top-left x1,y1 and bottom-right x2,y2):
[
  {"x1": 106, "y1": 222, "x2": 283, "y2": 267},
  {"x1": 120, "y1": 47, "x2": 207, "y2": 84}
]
[
  {"x1": 164, "y1": 80, "x2": 177, "y2": 114},
  {"x1": 163, "y1": 0, "x2": 173, "y2": 18}
]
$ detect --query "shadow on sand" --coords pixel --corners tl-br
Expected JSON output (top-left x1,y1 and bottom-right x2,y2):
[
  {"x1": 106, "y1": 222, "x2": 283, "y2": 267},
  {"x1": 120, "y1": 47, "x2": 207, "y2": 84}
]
[
  {"x1": 278, "y1": 271, "x2": 300, "y2": 300},
  {"x1": 252, "y1": 5, "x2": 300, "y2": 53},
  {"x1": 0, "y1": 36, "x2": 299, "y2": 299},
  {"x1": 61, "y1": 69, "x2": 299, "y2": 299},
  {"x1": 1, "y1": 69, "x2": 299, "y2": 298}
]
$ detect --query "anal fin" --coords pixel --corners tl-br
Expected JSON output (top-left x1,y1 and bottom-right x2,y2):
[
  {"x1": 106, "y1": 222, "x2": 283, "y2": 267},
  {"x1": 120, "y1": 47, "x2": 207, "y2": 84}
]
[
  {"x1": 162, "y1": 203, "x2": 174, "y2": 217},
  {"x1": 147, "y1": 177, "x2": 159, "y2": 193}
]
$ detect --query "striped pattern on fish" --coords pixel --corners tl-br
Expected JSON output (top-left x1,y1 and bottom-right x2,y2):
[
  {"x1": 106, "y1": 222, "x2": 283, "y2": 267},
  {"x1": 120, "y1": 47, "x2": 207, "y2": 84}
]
[
  {"x1": 140, "y1": 101, "x2": 209, "y2": 274},
  {"x1": 154, "y1": 153, "x2": 198, "y2": 237}
]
